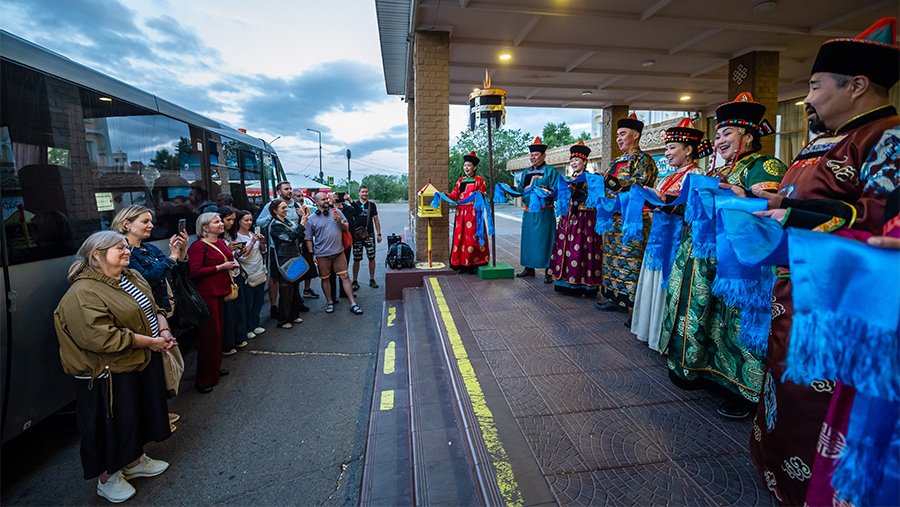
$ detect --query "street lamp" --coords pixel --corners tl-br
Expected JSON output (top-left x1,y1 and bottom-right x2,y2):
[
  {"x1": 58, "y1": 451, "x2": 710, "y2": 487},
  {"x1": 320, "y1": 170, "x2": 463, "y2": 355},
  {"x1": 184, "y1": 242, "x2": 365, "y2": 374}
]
[
  {"x1": 307, "y1": 128, "x2": 323, "y2": 182},
  {"x1": 268, "y1": 135, "x2": 282, "y2": 144}
]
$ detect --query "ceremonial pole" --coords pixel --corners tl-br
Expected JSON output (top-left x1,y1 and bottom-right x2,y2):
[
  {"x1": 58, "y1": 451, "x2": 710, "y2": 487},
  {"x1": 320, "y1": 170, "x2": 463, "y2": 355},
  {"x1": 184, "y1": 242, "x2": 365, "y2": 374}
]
[{"x1": 469, "y1": 70, "x2": 514, "y2": 279}]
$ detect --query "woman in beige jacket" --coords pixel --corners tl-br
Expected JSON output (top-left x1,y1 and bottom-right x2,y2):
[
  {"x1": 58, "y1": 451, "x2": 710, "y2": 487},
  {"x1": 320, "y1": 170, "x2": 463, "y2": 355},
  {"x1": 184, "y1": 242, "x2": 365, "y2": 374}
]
[{"x1": 54, "y1": 231, "x2": 175, "y2": 503}]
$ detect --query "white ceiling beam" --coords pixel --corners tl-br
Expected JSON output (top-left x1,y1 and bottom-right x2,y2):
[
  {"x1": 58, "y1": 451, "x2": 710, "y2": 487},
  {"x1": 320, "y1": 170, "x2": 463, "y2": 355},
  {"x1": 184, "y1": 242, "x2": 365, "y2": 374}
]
[
  {"x1": 732, "y1": 46, "x2": 787, "y2": 58},
  {"x1": 565, "y1": 51, "x2": 595, "y2": 73},
  {"x1": 420, "y1": 3, "x2": 857, "y2": 37},
  {"x1": 596, "y1": 75, "x2": 626, "y2": 90},
  {"x1": 808, "y1": 0, "x2": 896, "y2": 32},
  {"x1": 453, "y1": 61, "x2": 723, "y2": 80},
  {"x1": 453, "y1": 79, "x2": 719, "y2": 95},
  {"x1": 513, "y1": 16, "x2": 542, "y2": 46},
  {"x1": 624, "y1": 91, "x2": 652, "y2": 102},
  {"x1": 526, "y1": 88, "x2": 543, "y2": 100},
  {"x1": 459, "y1": 0, "x2": 471, "y2": 7},
  {"x1": 451, "y1": 36, "x2": 730, "y2": 60},
  {"x1": 689, "y1": 59, "x2": 728, "y2": 78},
  {"x1": 641, "y1": 0, "x2": 671, "y2": 21},
  {"x1": 669, "y1": 28, "x2": 721, "y2": 55}
]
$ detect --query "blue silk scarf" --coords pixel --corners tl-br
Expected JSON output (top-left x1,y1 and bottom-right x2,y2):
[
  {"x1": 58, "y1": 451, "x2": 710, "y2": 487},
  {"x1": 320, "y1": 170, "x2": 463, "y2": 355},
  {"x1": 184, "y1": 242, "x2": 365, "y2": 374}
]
[
  {"x1": 643, "y1": 212, "x2": 683, "y2": 290},
  {"x1": 430, "y1": 191, "x2": 495, "y2": 246},
  {"x1": 621, "y1": 175, "x2": 720, "y2": 244},
  {"x1": 494, "y1": 183, "x2": 554, "y2": 212},
  {"x1": 555, "y1": 172, "x2": 605, "y2": 222},
  {"x1": 784, "y1": 228, "x2": 900, "y2": 401},
  {"x1": 713, "y1": 206, "x2": 777, "y2": 355}
]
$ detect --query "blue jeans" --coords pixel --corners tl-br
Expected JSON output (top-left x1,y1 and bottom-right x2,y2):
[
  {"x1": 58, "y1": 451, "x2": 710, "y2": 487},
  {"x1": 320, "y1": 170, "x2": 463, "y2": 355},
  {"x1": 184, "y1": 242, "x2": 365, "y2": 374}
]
[{"x1": 244, "y1": 280, "x2": 266, "y2": 330}]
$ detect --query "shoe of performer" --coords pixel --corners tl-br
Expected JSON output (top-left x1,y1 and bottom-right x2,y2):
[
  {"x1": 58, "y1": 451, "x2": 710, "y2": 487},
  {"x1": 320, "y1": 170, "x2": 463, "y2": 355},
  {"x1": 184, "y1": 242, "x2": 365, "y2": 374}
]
[
  {"x1": 253, "y1": 327, "x2": 266, "y2": 335},
  {"x1": 544, "y1": 272, "x2": 553, "y2": 284},
  {"x1": 246, "y1": 332, "x2": 256, "y2": 340},
  {"x1": 595, "y1": 300, "x2": 624, "y2": 312},
  {"x1": 97, "y1": 471, "x2": 135, "y2": 503},
  {"x1": 279, "y1": 322, "x2": 293, "y2": 329},
  {"x1": 123, "y1": 454, "x2": 169, "y2": 479},
  {"x1": 293, "y1": 317, "x2": 304, "y2": 323},
  {"x1": 515, "y1": 268, "x2": 535, "y2": 278},
  {"x1": 235, "y1": 340, "x2": 249, "y2": 349},
  {"x1": 222, "y1": 348, "x2": 237, "y2": 356},
  {"x1": 716, "y1": 400, "x2": 751, "y2": 419}
]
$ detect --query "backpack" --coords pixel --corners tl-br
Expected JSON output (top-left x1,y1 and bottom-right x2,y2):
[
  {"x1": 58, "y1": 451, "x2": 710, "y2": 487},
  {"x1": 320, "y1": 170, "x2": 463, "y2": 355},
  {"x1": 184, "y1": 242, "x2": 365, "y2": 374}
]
[{"x1": 386, "y1": 242, "x2": 415, "y2": 269}]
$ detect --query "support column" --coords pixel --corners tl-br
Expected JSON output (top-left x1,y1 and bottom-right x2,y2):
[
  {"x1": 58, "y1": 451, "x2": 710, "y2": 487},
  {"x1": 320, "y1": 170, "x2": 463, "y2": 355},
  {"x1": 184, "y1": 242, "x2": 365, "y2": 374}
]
[
  {"x1": 407, "y1": 98, "x2": 415, "y2": 221},
  {"x1": 413, "y1": 31, "x2": 450, "y2": 262},
  {"x1": 600, "y1": 105, "x2": 630, "y2": 170},
  {"x1": 728, "y1": 51, "x2": 779, "y2": 157}
]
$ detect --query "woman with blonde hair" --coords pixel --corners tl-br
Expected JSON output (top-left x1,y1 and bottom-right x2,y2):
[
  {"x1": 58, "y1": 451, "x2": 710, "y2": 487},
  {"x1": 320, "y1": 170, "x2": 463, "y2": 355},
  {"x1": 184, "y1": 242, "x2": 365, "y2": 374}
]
[
  {"x1": 187, "y1": 212, "x2": 238, "y2": 393},
  {"x1": 54, "y1": 231, "x2": 174, "y2": 503}
]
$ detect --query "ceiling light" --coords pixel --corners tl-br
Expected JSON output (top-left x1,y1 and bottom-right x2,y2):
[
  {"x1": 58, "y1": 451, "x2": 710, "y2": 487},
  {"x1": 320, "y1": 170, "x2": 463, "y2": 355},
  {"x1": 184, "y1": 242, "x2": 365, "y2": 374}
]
[
  {"x1": 581, "y1": 91, "x2": 592, "y2": 96},
  {"x1": 753, "y1": 1, "x2": 777, "y2": 12},
  {"x1": 641, "y1": 59, "x2": 655, "y2": 67},
  {"x1": 498, "y1": 53, "x2": 512, "y2": 61},
  {"x1": 795, "y1": 100, "x2": 804, "y2": 105},
  {"x1": 99, "y1": 96, "x2": 113, "y2": 102},
  {"x1": 680, "y1": 95, "x2": 691, "y2": 101}
]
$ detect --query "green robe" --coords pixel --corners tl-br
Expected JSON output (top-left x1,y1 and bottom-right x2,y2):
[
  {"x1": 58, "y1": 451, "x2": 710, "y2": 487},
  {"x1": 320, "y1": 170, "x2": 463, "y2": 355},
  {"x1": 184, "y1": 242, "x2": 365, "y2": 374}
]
[{"x1": 658, "y1": 153, "x2": 787, "y2": 402}]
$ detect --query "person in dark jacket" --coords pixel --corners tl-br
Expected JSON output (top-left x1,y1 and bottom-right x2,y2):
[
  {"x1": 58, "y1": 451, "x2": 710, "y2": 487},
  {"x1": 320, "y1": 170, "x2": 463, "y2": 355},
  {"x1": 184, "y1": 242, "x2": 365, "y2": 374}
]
[{"x1": 267, "y1": 199, "x2": 308, "y2": 328}]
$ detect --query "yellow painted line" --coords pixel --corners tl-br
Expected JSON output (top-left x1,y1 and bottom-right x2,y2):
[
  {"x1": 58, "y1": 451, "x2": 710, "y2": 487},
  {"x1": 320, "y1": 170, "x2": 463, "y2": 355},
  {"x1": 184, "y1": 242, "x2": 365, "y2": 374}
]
[
  {"x1": 384, "y1": 341, "x2": 396, "y2": 375},
  {"x1": 428, "y1": 278, "x2": 523, "y2": 507},
  {"x1": 387, "y1": 306, "x2": 397, "y2": 327},
  {"x1": 380, "y1": 390, "x2": 394, "y2": 411}
]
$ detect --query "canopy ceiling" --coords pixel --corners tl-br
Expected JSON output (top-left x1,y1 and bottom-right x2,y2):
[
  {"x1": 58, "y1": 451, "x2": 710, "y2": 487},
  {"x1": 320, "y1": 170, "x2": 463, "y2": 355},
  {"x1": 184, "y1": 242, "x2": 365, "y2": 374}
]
[{"x1": 376, "y1": 0, "x2": 896, "y2": 112}]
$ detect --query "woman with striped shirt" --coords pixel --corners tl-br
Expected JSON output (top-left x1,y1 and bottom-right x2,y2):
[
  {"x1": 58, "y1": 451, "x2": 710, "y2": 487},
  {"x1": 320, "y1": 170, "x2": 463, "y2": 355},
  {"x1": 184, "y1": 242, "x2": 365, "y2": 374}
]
[{"x1": 54, "y1": 231, "x2": 175, "y2": 503}]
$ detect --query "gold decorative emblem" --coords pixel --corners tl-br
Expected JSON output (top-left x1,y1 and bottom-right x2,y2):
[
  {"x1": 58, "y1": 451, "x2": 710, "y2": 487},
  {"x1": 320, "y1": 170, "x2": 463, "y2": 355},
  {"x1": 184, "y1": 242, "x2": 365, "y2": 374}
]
[{"x1": 763, "y1": 159, "x2": 785, "y2": 176}]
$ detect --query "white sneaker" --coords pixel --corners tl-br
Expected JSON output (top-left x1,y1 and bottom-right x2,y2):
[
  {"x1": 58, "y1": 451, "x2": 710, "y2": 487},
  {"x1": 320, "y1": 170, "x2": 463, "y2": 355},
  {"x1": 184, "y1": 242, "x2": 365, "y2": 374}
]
[
  {"x1": 246, "y1": 332, "x2": 256, "y2": 340},
  {"x1": 279, "y1": 323, "x2": 293, "y2": 329},
  {"x1": 253, "y1": 327, "x2": 266, "y2": 335},
  {"x1": 97, "y1": 471, "x2": 136, "y2": 503},
  {"x1": 123, "y1": 454, "x2": 169, "y2": 479},
  {"x1": 292, "y1": 317, "x2": 303, "y2": 323}
]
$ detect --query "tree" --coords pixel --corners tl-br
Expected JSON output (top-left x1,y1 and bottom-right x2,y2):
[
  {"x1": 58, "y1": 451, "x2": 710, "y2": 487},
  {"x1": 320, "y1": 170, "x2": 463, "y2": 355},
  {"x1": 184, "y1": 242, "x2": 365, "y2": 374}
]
[
  {"x1": 541, "y1": 122, "x2": 590, "y2": 149},
  {"x1": 359, "y1": 174, "x2": 409, "y2": 202},
  {"x1": 448, "y1": 125, "x2": 530, "y2": 187}
]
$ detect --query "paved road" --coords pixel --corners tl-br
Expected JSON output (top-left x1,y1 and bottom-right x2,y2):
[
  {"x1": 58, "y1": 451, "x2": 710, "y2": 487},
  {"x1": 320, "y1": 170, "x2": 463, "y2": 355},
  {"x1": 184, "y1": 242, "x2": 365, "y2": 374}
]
[{"x1": 1, "y1": 203, "x2": 417, "y2": 506}]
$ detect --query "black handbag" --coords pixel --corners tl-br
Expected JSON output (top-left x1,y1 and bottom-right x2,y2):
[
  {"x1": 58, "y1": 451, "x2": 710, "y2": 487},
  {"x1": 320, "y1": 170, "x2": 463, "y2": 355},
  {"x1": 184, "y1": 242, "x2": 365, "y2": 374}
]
[{"x1": 169, "y1": 262, "x2": 210, "y2": 335}]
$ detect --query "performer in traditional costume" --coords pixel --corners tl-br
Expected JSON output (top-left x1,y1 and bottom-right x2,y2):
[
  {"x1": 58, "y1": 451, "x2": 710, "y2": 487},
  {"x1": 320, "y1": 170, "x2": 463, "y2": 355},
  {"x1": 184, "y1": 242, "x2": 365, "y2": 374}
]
[
  {"x1": 548, "y1": 141, "x2": 604, "y2": 296},
  {"x1": 448, "y1": 151, "x2": 490, "y2": 273},
  {"x1": 596, "y1": 114, "x2": 658, "y2": 312},
  {"x1": 631, "y1": 118, "x2": 710, "y2": 349},
  {"x1": 747, "y1": 18, "x2": 899, "y2": 505},
  {"x1": 658, "y1": 92, "x2": 788, "y2": 419},
  {"x1": 515, "y1": 137, "x2": 559, "y2": 283}
]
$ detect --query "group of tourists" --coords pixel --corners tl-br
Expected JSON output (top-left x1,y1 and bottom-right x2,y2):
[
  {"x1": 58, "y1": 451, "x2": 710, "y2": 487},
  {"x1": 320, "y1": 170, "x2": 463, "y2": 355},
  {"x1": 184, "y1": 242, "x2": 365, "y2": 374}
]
[
  {"x1": 52, "y1": 184, "x2": 382, "y2": 502},
  {"x1": 454, "y1": 17, "x2": 899, "y2": 507}
]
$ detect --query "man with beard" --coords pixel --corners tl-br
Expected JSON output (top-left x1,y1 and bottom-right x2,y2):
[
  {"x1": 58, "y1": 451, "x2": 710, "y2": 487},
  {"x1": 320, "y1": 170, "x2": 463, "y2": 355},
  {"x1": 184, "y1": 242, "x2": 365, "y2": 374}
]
[
  {"x1": 514, "y1": 137, "x2": 559, "y2": 282},
  {"x1": 746, "y1": 17, "x2": 899, "y2": 505}
]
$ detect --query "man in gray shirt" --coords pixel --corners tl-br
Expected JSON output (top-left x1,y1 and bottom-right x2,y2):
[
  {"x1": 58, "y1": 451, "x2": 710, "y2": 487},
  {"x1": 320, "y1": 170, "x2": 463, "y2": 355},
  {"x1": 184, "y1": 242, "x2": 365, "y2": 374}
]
[{"x1": 305, "y1": 192, "x2": 363, "y2": 315}]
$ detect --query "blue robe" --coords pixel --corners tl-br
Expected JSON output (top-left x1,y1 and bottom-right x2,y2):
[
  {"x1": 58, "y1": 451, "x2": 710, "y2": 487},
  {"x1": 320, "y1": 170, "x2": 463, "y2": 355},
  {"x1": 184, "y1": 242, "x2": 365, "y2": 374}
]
[{"x1": 517, "y1": 163, "x2": 559, "y2": 269}]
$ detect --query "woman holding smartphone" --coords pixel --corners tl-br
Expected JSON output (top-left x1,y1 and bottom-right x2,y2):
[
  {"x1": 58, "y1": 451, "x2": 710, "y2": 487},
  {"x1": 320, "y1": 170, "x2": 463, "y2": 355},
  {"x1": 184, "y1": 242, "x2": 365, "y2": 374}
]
[
  {"x1": 268, "y1": 200, "x2": 308, "y2": 328},
  {"x1": 234, "y1": 210, "x2": 267, "y2": 337},
  {"x1": 219, "y1": 206, "x2": 248, "y2": 356}
]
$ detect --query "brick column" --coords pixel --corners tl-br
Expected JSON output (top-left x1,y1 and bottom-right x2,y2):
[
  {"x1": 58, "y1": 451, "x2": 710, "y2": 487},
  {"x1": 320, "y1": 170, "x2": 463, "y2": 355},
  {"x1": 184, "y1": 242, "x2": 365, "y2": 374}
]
[
  {"x1": 413, "y1": 31, "x2": 450, "y2": 262},
  {"x1": 600, "y1": 105, "x2": 630, "y2": 171},
  {"x1": 728, "y1": 51, "x2": 779, "y2": 157}
]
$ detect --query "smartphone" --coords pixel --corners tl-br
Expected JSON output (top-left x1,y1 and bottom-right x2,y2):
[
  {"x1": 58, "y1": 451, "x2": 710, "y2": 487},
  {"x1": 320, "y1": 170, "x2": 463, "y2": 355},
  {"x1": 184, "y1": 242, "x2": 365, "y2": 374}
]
[
  {"x1": 254, "y1": 226, "x2": 261, "y2": 235},
  {"x1": 336, "y1": 192, "x2": 346, "y2": 201},
  {"x1": 177, "y1": 219, "x2": 187, "y2": 234}
]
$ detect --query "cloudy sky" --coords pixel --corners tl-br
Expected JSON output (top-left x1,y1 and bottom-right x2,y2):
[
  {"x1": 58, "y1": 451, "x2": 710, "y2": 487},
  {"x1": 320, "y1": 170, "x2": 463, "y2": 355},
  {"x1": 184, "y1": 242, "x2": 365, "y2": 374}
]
[{"x1": 1, "y1": 0, "x2": 592, "y2": 181}]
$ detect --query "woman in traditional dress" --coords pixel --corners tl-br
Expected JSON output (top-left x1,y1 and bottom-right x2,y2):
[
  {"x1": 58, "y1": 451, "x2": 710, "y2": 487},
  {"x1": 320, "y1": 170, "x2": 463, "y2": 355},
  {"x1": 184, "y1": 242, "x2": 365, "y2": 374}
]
[
  {"x1": 548, "y1": 141, "x2": 604, "y2": 297},
  {"x1": 631, "y1": 119, "x2": 709, "y2": 349},
  {"x1": 658, "y1": 93, "x2": 788, "y2": 419},
  {"x1": 448, "y1": 151, "x2": 489, "y2": 273}
]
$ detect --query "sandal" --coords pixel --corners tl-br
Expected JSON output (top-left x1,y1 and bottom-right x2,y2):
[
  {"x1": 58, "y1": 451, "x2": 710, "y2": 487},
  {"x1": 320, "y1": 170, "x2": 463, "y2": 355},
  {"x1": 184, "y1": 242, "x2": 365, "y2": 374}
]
[
  {"x1": 168, "y1": 412, "x2": 180, "y2": 424},
  {"x1": 350, "y1": 304, "x2": 364, "y2": 315},
  {"x1": 170, "y1": 423, "x2": 177, "y2": 434},
  {"x1": 325, "y1": 303, "x2": 334, "y2": 313}
]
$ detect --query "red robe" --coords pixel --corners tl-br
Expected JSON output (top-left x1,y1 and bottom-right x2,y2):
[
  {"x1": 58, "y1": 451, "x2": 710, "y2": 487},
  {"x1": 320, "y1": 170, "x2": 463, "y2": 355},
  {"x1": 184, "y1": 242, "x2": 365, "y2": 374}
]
[
  {"x1": 749, "y1": 105, "x2": 899, "y2": 505},
  {"x1": 448, "y1": 175, "x2": 489, "y2": 268}
]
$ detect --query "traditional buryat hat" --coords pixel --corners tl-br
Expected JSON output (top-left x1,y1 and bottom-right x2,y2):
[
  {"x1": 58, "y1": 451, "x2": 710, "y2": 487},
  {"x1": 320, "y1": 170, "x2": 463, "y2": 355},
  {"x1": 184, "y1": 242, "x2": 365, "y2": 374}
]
[
  {"x1": 811, "y1": 17, "x2": 899, "y2": 89},
  {"x1": 463, "y1": 151, "x2": 480, "y2": 166},
  {"x1": 528, "y1": 136, "x2": 548, "y2": 153},
  {"x1": 665, "y1": 118, "x2": 714, "y2": 158},
  {"x1": 569, "y1": 140, "x2": 591, "y2": 160},
  {"x1": 617, "y1": 113, "x2": 644, "y2": 134},
  {"x1": 715, "y1": 92, "x2": 775, "y2": 136}
]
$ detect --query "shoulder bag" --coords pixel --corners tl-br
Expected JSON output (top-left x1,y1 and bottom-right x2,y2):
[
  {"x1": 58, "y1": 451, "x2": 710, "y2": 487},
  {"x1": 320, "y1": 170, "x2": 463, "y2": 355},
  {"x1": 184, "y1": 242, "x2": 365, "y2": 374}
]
[
  {"x1": 267, "y1": 221, "x2": 310, "y2": 283},
  {"x1": 353, "y1": 202, "x2": 372, "y2": 241},
  {"x1": 206, "y1": 241, "x2": 239, "y2": 302}
]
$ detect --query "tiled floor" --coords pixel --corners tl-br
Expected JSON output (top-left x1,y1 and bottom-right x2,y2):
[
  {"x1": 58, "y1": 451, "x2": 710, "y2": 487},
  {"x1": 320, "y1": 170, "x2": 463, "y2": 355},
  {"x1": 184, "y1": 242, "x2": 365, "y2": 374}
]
[{"x1": 432, "y1": 230, "x2": 777, "y2": 506}]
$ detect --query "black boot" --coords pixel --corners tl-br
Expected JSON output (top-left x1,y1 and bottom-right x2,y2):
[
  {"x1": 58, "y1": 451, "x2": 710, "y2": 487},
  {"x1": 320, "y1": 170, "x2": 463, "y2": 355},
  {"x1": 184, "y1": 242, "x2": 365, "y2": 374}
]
[{"x1": 516, "y1": 267, "x2": 535, "y2": 278}]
